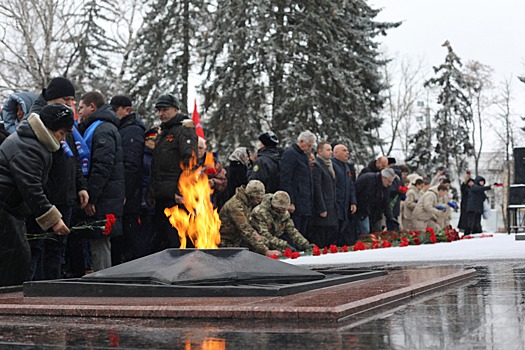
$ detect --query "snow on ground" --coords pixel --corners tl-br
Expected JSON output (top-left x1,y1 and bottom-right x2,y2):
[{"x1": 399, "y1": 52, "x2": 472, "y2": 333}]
[{"x1": 285, "y1": 233, "x2": 525, "y2": 267}]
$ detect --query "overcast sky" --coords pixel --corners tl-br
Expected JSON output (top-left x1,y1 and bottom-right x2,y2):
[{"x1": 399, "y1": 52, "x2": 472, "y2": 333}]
[{"x1": 369, "y1": 0, "x2": 525, "y2": 110}]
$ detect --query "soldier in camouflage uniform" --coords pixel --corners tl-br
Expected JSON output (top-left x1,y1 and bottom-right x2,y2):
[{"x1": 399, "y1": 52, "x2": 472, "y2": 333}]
[
  {"x1": 250, "y1": 191, "x2": 314, "y2": 252},
  {"x1": 219, "y1": 180, "x2": 281, "y2": 257}
]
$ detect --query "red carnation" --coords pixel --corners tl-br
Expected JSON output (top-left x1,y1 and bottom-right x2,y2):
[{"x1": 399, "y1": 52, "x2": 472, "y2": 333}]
[
  {"x1": 329, "y1": 244, "x2": 338, "y2": 254},
  {"x1": 340, "y1": 245, "x2": 349, "y2": 253},
  {"x1": 269, "y1": 254, "x2": 278, "y2": 260},
  {"x1": 290, "y1": 252, "x2": 301, "y2": 259},
  {"x1": 204, "y1": 166, "x2": 217, "y2": 176},
  {"x1": 103, "y1": 214, "x2": 116, "y2": 235},
  {"x1": 398, "y1": 185, "x2": 408, "y2": 194},
  {"x1": 283, "y1": 248, "x2": 293, "y2": 258},
  {"x1": 312, "y1": 245, "x2": 321, "y2": 256},
  {"x1": 322, "y1": 247, "x2": 328, "y2": 254},
  {"x1": 353, "y1": 241, "x2": 366, "y2": 251}
]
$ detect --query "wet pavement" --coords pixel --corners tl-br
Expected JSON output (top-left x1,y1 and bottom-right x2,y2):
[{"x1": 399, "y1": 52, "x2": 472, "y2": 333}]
[{"x1": 0, "y1": 261, "x2": 524, "y2": 349}]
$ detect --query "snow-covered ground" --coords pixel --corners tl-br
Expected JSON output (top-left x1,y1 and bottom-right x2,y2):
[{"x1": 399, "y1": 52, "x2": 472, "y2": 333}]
[{"x1": 285, "y1": 233, "x2": 525, "y2": 267}]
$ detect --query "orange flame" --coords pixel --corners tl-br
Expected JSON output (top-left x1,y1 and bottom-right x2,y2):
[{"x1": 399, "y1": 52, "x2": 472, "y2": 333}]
[{"x1": 164, "y1": 152, "x2": 221, "y2": 249}]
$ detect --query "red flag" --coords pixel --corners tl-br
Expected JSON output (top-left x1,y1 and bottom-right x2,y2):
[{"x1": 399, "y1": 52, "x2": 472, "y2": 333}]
[{"x1": 192, "y1": 99, "x2": 204, "y2": 138}]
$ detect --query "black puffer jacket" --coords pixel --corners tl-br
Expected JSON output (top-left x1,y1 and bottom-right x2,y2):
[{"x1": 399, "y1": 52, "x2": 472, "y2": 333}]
[
  {"x1": 466, "y1": 176, "x2": 491, "y2": 214},
  {"x1": 149, "y1": 113, "x2": 198, "y2": 200},
  {"x1": 78, "y1": 104, "x2": 125, "y2": 238},
  {"x1": 248, "y1": 146, "x2": 282, "y2": 193},
  {"x1": 119, "y1": 113, "x2": 145, "y2": 214},
  {"x1": 0, "y1": 114, "x2": 62, "y2": 228}
]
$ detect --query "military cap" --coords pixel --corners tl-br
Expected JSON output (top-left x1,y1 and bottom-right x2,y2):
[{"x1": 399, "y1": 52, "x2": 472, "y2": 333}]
[
  {"x1": 245, "y1": 180, "x2": 265, "y2": 196},
  {"x1": 271, "y1": 191, "x2": 291, "y2": 209}
]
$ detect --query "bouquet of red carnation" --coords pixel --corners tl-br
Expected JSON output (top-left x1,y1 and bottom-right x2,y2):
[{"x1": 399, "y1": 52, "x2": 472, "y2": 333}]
[{"x1": 27, "y1": 214, "x2": 116, "y2": 241}]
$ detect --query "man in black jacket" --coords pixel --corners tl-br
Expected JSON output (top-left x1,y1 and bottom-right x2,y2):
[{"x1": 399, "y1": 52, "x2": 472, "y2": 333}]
[
  {"x1": 355, "y1": 168, "x2": 396, "y2": 235},
  {"x1": 109, "y1": 95, "x2": 145, "y2": 264},
  {"x1": 148, "y1": 93, "x2": 198, "y2": 251},
  {"x1": 248, "y1": 131, "x2": 281, "y2": 193},
  {"x1": 77, "y1": 91, "x2": 124, "y2": 271}
]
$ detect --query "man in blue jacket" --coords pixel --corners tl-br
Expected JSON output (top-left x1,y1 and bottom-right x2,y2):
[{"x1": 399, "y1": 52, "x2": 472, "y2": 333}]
[
  {"x1": 332, "y1": 144, "x2": 357, "y2": 245},
  {"x1": 279, "y1": 130, "x2": 316, "y2": 237}
]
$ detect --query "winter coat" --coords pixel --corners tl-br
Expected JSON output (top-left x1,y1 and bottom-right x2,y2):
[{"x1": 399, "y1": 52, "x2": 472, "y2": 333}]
[
  {"x1": 149, "y1": 113, "x2": 198, "y2": 200},
  {"x1": 0, "y1": 114, "x2": 62, "y2": 227},
  {"x1": 311, "y1": 156, "x2": 338, "y2": 227},
  {"x1": 402, "y1": 185, "x2": 421, "y2": 220},
  {"x1": 219, "y1": 186, "x2": 269, "y2": 255},
  {"x1": 77, "y1": 104, "x2": 125, "y2": 238},
  {"x1": 466, "y1": 176, "x2": 491, "y2": 214},
  {"x1": 248, "y1": 146, "x2": 282, "y2": 193},
  {"x1": 141, "y1": 146, "x2": 154, "y2": 212},
  {"x1": 29, "y1": 94, "x2": 87, "y2": 206},
  {"x1": 358, "y1": 159, "x2": 381, "y2": 177},
  {"x1": 118, "y1": 113, "x2": 145, "y2": 214},
  {"x1": 1, "y1": 91, "x2": 38, "y2": 134},
  {"x1": 0, "y1": 114, "x2": 62, "y2": 286},
  {"x1": 457, "y1": 181, "x2": 472, "y2": 230},
  {"x1": 412, "y1": 187, "x2": 442, "y2": 222},
  {"x1": 355, "y1": 172, "x2": 394, "y2": 224},
  {"x1": 332, "y1": 157, "x2": 357, "y2": 221},
  {"x1": 279, "y1": 143, "x2": 313, "y2": 216},
  {"x1": 250, "y1": 194, "x2": 311, "y2": 251}
]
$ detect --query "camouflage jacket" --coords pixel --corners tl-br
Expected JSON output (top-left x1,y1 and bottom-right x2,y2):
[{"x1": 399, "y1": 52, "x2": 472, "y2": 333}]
[
  {"x1": 218, "y1": 186, "x2": 268, "y2": 255},
  {"x1": 250, "y1": 194, "x2": 310, "y2": 251}
]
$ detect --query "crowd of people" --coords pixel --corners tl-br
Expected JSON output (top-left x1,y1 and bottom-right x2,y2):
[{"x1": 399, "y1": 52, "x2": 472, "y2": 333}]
[{"x1": 0, "y1": 77, "x2": 498, "y2": 286}]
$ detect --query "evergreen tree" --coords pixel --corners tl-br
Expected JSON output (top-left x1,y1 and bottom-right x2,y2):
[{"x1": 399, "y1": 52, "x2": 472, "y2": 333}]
[
  {"x1": 126, "y1": 0, "x2": 211, "y2": 123},
  {"x1": 200, "y1": 0, "x2": 398, "y2": 160},
  {"x1": 69, "y1": 0, "x2": 121, "y2": 95},
  {"x1": 424, "y1": 41, "x2": 473, "y2": 181}
]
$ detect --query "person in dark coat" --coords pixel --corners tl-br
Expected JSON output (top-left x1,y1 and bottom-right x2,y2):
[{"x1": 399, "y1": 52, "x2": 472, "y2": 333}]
[
  {"x1": 138, "y1": 128, "x2": 158, "y2": 257},
  {"x1": 310, "y1": 141, "x2": 338, "y2": 248},
  {"x1": 332, "y1": 144, "x2": 357, "y2": 246},
  {"x1": 386, "y1": 158, "x2": 405, "y2": 231},
  {"x1": 248, "y1": 131, "x2": 282, "y2": 193},
  {"x1": 148, "y1": 93, "x2": 198, "y2": 251},
  {"x1": 0, "y1": 104, "x2": 73, "y2": 286},
  {"x1": 358, "y1": 156, "x2": 389, "y2": 177},
  {"x1": 26, "y1": 77, "x2": 89, "y2": 281},
  {"x1": 279, "y1": 130, "x2": 316, "y2": 236},
  {"x1": 355, "y1": 168, "x2": 396, "y2": 235},
  {"x1": 465, "y1": 176, "x2": 494, "y2": 235},
  {"x1": 109, "y1": 95, "x2": 145, "y2": 265},
  {"x1": 1, "y1": 91, "x2": 38, "y2": 134},
  {"x1": 457, "y1": 172, "x2": 474, "y2": 231},
  {"x1": 77, "y1": 91, "x2": 125, "y2": 271}
]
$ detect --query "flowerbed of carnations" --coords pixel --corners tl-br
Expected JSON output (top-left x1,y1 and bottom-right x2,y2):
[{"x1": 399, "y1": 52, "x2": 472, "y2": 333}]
[{"x1": 273, "y1": 226, "x2": 469, "y2": 260}]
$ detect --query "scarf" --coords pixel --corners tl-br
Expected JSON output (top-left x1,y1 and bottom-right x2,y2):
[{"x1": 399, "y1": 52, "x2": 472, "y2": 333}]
[{"x1": 318, "y1": 154, "x2": 335, "y2": 179}]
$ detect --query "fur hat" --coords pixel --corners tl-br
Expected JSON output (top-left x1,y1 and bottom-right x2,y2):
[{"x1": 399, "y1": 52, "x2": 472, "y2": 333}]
[
  {"x1": 40, "y1": 103, "x2": 74, "y2": 131},
  {"x1": 44, "y1": 77, "x2": 75, "y2": 101}
]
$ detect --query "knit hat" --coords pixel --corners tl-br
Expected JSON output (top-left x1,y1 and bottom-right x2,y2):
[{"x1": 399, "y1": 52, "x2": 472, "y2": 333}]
[
  {"x1": 155, "y1": 93, "x2": 181, "y2": 110},
  {"x1": 245, "y1": 180, "x2": 265, "y2": 196},
  {"x1": 40, "y1": 103, "x2": 74, "y2": 131},
  {"x1": 271, "y1": 191, "x2": 291, "y2": 209},
  {"x1": 43, "y1": 77, "x2": 75, "y2": 101},
  {"x1": 258, "y1": 131, "x2": 279, "y2": 147},
  {"x1": 110, "y1": 95, "x2": 132, "y2": 109}
]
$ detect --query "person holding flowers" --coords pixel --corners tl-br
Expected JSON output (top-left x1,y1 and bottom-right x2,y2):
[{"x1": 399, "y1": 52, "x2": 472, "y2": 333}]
[{"x1": 0, "y1": 104, "x2": 74, "y2": 286}]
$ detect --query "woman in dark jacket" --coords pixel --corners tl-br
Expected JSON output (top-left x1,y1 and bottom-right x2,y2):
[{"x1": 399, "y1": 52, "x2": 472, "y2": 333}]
[
  {"x1": 457, "y1": 175, "x2": 474, "y2": 231},
  {"x1": 465, "y1": 176, "x2": 493, "y2": 235},
  {"x1": 0, "y1": 104, "x2": 73, "y2": 286}
]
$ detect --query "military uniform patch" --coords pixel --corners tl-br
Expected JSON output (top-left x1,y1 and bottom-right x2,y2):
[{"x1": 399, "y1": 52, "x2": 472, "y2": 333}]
[{"x1": 253, "y1": 164, "x2": 260, "y2": 172}]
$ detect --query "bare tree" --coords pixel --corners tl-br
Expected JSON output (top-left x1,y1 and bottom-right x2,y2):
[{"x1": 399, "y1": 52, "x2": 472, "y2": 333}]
[
  {"x1": 376, "y1": 53, "x2": 426, "y2": 159},
  {"x1": 0, "y1": 0, "x2": 83, "y2": 94},
  {"x1": 464, "y1": 61, "x2": 495, "y2": 175}
]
